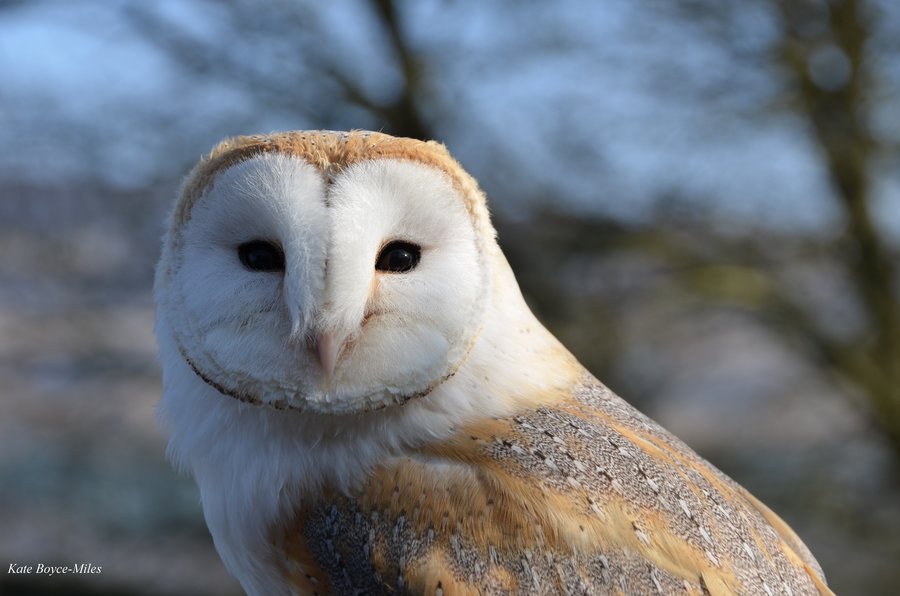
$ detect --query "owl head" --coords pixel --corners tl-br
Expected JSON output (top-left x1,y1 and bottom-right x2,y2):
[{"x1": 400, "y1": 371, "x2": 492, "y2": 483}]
[{"x1": 154, "y1": 131, "x2": 498, "y2": 415}]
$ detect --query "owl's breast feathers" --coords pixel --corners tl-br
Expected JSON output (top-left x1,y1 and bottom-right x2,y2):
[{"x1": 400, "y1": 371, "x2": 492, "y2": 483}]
[{"x1": 273, "y1": 376, "x2": 830, "y2": 595}]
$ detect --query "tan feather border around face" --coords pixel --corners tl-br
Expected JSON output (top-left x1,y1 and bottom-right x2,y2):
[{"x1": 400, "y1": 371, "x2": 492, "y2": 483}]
[
  {"x1": 164, "y1": 130, "x2": 498, "y2": 414},
  {"x1": 175, "y1": 130, "x2": 495, "y2": 243}
]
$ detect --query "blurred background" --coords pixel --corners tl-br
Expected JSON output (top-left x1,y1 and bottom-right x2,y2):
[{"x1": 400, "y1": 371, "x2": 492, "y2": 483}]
[{"x1": 0, "y1": 0, "x2": 898, "y2": 594}]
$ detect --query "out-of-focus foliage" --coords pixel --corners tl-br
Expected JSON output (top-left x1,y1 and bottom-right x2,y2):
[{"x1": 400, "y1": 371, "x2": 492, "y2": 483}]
[{"x1": 0, "y1": 0, "x2": 898, "y2": 594}]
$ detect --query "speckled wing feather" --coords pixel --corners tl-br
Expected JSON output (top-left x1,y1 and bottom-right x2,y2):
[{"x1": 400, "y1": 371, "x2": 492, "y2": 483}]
[{"x1": 275, "y1": 374, "x2": 830, "y2": 595}]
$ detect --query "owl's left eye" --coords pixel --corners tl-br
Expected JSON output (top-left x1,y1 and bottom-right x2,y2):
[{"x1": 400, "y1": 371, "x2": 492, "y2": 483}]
[
  {"x1": 238, "y1": 240, "x2": 285, "y2": 272},
  {"x1": 375, "y1": 241, "x2": 421, "y2": 273}
]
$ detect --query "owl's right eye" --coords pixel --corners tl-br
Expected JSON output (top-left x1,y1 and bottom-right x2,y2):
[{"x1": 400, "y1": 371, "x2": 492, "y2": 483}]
[
  {"x1": 375, "y1": 241, "x2": 421, "y2": 273},
  {"x1": 238, "y1": 240, "x2": 285, "y2": 272}
]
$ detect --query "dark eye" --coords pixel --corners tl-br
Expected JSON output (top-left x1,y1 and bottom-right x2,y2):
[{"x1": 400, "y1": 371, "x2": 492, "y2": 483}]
[
  {"x1": 375, "y1": 241, "x2": 421, "y2": 273},
  {"x1": 238, "y1": 240, "x2": 285, "y2": 272}
]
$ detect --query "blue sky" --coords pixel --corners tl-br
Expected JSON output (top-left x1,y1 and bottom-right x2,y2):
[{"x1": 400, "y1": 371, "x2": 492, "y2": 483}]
[{"x1": 0, "y1": 0, "x2": 896, "y2": 237}]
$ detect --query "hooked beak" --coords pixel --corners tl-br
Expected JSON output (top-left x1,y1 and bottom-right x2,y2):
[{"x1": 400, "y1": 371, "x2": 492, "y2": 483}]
[{"x1": 315, "y1": 331, "x2": 343, "y2": 386}]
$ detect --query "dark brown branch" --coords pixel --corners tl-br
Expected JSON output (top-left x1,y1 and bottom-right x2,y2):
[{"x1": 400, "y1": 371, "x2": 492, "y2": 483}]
[
  {"x1": 366, "y1": 0, "x2": 432, "y2": 140},
  {"x1": 776, "y1": 0, "x2": 900, "y2": 449}
]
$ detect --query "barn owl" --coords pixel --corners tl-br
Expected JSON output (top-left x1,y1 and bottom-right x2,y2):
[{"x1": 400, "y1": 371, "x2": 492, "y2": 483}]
[{"x1": 155, "y1": 130, "x2": 830, "y2": 595}]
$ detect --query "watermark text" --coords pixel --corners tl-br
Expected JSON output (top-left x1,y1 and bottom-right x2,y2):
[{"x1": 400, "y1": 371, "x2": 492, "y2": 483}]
[{"x1": 7, "y1": 563, "x2": 102, "y2": 576}]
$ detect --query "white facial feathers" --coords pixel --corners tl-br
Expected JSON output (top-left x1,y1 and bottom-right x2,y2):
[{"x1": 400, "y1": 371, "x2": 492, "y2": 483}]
[
  {"x1": 157, "y1": 152, "x2": 488, "y2": 414},
  {"x1": 190, "y1": 154, "x2": 328, "y2": 340},
  {"x1": 323, "y1": 159, "x2": 486, "y2": 394}
]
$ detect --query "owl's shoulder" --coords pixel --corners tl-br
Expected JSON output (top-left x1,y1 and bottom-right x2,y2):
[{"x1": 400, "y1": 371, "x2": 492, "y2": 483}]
[{"x1": 274, "y1": 376, "x2": 829, "y2": 595}]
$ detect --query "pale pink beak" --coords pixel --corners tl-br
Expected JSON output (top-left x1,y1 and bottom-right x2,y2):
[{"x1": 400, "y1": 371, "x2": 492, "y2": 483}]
[{"x1": 315, "y1": 331, "x2": 342, "y2": 384}]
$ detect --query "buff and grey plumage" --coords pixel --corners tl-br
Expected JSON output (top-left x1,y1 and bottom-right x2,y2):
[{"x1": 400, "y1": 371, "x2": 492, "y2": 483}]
[{"x1": 154, "y1": 130, "x2": 829, "y2": 595}]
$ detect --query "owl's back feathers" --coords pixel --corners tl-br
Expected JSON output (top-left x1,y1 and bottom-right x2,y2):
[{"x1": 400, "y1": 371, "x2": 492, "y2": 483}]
[{"x1": 276, "y1": 374, "x2": 829, "y2": 595}]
